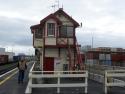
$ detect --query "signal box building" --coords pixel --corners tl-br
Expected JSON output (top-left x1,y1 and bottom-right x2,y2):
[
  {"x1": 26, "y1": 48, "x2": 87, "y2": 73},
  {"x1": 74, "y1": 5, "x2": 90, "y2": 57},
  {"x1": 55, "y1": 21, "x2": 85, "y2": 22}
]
[{"x1": 30, "y1": 8, "x2": 83, "y2": 71}]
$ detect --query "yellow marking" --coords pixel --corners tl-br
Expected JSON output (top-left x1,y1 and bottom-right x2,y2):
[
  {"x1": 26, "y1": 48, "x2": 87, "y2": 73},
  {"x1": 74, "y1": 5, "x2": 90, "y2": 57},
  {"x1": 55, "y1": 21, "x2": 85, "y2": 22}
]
[{"x1": 0, "y1": 71, "x2": 18, "y2": 85}]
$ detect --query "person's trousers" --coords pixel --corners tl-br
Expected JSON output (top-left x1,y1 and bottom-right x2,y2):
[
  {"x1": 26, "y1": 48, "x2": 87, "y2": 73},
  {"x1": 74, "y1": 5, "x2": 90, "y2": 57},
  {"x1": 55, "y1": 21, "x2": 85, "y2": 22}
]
[{"x1": 18, "y1": 70, "x2": 25, "y2": 83}]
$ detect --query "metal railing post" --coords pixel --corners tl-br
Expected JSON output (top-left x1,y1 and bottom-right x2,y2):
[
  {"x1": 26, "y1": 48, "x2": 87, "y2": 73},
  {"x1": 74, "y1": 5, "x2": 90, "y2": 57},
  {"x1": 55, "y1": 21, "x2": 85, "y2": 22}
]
[
  {"x1": 104, "y1": 71, "x2": 107, "y2": 94},
  {"x1": 85, "y1": 71, "x2": 88, "y2": 94},
  {"x1": 57, "y1": 72, "x2": 60, "y2": 93}
]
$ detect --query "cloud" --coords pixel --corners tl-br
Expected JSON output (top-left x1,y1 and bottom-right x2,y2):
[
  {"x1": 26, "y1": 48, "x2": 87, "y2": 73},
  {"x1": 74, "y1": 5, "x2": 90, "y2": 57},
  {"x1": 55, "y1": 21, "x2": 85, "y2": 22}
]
[
  {"x1": 0, "y1": 0, "x2": 125, "y2": 54},
  {"x1": 0, "y1": 16, "x2": 33, "y2": 46}
]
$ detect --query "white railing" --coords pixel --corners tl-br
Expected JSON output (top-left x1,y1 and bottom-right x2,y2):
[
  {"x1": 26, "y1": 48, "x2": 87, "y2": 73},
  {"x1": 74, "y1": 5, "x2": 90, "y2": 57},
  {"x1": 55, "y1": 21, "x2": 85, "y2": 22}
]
[
  {"x1": 25, "y1": 63, "x2": 88, "y2": 94},
  {"x1": 104, "y1": 70, "x2": 125, "y2": 94}
]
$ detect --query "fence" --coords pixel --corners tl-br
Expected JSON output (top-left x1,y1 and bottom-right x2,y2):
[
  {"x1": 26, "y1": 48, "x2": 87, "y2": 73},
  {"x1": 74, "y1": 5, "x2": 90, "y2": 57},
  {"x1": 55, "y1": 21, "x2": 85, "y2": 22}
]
[
  {"x1": 104, "y1": 70, "x2": 125, "y2": 94},
  {"x1": 25, "y1": 63, "x2": 88, "y2": 94}
]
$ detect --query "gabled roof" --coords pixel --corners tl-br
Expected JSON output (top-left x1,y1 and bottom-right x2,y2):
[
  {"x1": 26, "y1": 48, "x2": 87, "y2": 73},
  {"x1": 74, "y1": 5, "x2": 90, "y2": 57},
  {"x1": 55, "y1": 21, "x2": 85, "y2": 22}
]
[
  {"x1": 30, "y1": 14, "x2": 62, "y2": 33},
  {"x1": 54, "y1": 8, "x2": 80, "y2": 27},
  {"x1": 40, "y1": 14, "x2": 62, "y2": 25},
  {"x1": 30, "y1": 8, "x2": 80, "y2": 33}
]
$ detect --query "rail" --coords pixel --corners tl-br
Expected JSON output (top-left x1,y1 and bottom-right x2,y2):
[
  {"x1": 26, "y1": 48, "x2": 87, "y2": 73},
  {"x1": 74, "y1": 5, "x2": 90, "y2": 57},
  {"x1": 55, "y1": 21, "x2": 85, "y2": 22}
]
[
  {"x1": 25, "y1": 63, "x2": 88, "y2": 94},
  {"x1": 104, "y1": 70, "x2": 125, "y2": 94}
]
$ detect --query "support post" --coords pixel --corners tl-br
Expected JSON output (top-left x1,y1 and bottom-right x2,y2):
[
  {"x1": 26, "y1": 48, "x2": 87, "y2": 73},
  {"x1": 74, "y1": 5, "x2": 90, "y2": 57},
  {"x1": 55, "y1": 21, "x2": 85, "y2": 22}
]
[
  {"x1": 25, "y1": 73, "x2": 32, "y2": 94},
  {"x1": 57, "y1": 72, "x2": 60, "y2": 93},
  {"x1": 104, "y1": 71, "x2": 107, "y2": 94},
  {"x1": 85, "y1": 75, "x2": 88, "y2": 93}
]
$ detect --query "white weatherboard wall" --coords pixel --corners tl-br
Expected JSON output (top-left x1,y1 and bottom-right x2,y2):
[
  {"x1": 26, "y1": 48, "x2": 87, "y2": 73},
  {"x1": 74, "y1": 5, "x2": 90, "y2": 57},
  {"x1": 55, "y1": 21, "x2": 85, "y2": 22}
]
[
  {"x1": 56, "y1": 14, "x2": 73, "y2": 26},
  {"x1": 45, "y1": 48, "x2": 58, "y2": 57},
  {"x1": 34, "y1": 39, "x2": 43, "y2": 47},
  {"x1": 45, "y1": 38, "x2": 56, "y2": 45},
  {"x1": 54, "y1": 57, "x2": 62, "y2": 71}
]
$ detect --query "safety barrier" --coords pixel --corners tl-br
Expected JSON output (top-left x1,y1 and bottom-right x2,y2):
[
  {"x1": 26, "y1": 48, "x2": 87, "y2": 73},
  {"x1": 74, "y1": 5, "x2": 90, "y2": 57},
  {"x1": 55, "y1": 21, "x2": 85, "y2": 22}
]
[
  {"x1": 25, "y1": 63, "x2": 88, "y2": 94},
  {"x1": 104, "y1": 70, "x2": 125, "y2": 94}
]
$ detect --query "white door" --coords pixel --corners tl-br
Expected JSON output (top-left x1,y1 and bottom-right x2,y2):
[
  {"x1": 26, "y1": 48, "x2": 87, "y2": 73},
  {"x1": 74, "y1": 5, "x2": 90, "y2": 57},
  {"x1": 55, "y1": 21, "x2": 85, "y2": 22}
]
[{"x1": 54, "y1": 58, "x2": 61, "y2": 71}]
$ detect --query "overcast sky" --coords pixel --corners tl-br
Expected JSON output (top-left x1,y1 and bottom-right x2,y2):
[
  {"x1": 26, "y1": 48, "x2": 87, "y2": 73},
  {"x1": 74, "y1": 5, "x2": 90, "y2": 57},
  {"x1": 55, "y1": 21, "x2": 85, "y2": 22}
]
[{"x1": 0, "y1": 0, "x2": 125, "y2": 55}]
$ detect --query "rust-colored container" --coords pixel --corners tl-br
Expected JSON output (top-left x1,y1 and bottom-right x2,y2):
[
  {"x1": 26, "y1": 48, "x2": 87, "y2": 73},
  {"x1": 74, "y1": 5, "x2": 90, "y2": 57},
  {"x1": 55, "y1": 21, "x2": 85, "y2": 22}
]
[
  {"x1": 0, "y1": 55, "x2": 8, "y2": 63},
  {"x1": 122, "y1": 54, "x2": 125, "y2": 61},
  {"x1": 80, "y1": 54, "x2": 85, "y2": 61},
  {"x1": 111, "y1": 53, "x2": 122, "y2": 62},
  {"x1": 87, "y1": 52, "x2": 99, "y2": 59}
]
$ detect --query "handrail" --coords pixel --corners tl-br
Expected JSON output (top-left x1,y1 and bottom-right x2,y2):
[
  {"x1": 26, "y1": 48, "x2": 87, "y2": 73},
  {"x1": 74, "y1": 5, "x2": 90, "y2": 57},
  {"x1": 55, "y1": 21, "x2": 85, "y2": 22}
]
[
  {"x1": 104, "y1": 70, "x2": 125, "y2": 94},
  {"x1": 75, "y1": 37, "x2": 83, "y2": 70},
  {"x1": 30, "y1": 62, "x2": 35, "y2": 72},
  {"x1": 25, "y1": 63, "x2": 88, "y2": 94}
]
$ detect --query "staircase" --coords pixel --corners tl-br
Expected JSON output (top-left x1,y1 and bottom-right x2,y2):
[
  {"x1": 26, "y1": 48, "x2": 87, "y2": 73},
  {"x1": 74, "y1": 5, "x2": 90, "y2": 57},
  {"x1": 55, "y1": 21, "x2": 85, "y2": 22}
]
[
  {"x1": 67, "y1": 39, "x2": 72, "y2": 70},
  {"x1": 75, "y1": 37, "x2": 84, "y2": 70}
]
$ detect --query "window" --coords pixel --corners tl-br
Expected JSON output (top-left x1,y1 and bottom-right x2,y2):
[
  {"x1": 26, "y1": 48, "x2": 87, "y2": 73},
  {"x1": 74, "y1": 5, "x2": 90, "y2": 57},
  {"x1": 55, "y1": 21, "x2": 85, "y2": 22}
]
[
  {"x1": 35, "y1": 28, "x2": 43, "y2": 38},
  {"x1": 60, "y1": 26, "x2": 74, "y2": 37},
  {"x1": 67, "y1": 26, "x2": 73, "y2": 37},
  {"x1": 47, "y1": 23, "x2": 55, "y2": 36},
  {"x1": 60, "y1": 26, "x2": 67, "y2": 37}
]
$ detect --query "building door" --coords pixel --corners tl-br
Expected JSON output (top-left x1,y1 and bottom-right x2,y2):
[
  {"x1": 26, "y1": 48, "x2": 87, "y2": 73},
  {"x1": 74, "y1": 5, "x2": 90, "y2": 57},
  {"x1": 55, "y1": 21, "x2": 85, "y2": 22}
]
[
  {"x1": 54, "y1": 57, "x2": 61, "y2": 71},
  {"x1": 43, "y1": 57, "x2": 54, "y2": 71}
]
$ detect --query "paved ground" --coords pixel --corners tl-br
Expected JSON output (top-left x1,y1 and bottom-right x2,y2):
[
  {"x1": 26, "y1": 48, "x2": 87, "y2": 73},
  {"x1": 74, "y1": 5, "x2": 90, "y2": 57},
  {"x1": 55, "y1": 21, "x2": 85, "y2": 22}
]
[
  {"x1": 0, "y1": 62, "x2": 125, "y2": 94},
  {"x1": 0, "y1": 62, "x2": 33, "y2": 94}
]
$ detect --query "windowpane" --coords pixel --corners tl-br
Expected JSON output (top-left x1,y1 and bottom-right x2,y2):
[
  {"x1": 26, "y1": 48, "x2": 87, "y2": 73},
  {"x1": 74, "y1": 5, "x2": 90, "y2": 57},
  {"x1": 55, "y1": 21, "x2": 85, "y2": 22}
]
[
  {"x1": 60, "y1": 26, "x2": 67, "y2": 37},
  {"x1": 67, "y1": 27, "x2": 73, "y2": 37},
  {"x1": 59, "y1": 26, "x2": 73, "y2": 37},
  {"x1": 35, "y1": 28, "x2": 43, "y2": 38},
  {"x1": 47, "y1": 23, "x2": 55, "y2": 36}
]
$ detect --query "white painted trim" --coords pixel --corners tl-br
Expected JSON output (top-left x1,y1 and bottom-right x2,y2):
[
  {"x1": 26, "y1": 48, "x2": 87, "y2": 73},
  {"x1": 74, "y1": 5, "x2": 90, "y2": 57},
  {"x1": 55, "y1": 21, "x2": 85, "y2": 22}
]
[
  {"x1": 25, "y1": 63, "x2": 88, "y2": 94},
  {"x1": 0, "y1": 68, "x2": 17, "y2": 78}
]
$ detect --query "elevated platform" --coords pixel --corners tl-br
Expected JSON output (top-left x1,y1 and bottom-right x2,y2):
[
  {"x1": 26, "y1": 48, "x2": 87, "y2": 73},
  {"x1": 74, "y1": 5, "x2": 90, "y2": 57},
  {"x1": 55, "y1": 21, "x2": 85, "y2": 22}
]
[{"x1": 0, "y1": 62, "x2": 125, "y2": 94}]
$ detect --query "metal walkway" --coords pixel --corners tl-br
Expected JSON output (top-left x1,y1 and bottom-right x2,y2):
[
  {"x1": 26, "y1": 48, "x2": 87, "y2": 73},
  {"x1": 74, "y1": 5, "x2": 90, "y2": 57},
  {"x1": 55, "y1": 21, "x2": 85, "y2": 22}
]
[{"x1": 0, "y1": 62, "x2": 125, "y2": 94}]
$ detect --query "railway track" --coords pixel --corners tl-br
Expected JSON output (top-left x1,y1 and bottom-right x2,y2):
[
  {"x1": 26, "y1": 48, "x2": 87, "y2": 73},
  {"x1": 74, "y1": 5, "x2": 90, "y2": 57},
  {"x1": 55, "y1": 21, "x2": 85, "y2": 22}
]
[{"x1": 0, "y1": 63, "x2": 18, "y2": 75}]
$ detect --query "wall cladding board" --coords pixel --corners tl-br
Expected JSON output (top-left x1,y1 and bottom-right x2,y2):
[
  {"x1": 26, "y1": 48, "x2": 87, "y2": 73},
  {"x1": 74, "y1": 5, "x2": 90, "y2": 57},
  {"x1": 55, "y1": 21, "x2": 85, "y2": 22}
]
[
  {"x1": 45, "y1": 48, "x2": 58, "y2": 57},
  {"x1": 45, "y1": 38, "x2": 56, "y2": 45},
  {"x1": 34, "y1": 39, "x2": 43, "y2": 47}
]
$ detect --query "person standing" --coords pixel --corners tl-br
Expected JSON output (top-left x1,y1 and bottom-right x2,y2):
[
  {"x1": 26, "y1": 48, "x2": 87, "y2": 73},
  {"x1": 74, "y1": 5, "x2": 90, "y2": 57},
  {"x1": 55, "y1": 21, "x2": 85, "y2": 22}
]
[{"x1": 17, "y1": 57, "x2": 27, "y2": 84}]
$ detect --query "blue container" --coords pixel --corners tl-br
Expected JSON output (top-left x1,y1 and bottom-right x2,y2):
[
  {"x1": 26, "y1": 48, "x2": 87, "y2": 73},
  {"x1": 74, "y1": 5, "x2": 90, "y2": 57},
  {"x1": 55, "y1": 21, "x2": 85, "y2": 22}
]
[
  {"x1": 13, "y1": 56, "x2": 19, "y2": 62},
  {"x1": 105, "y1": 60, "x2": 111, "y2": 66}
]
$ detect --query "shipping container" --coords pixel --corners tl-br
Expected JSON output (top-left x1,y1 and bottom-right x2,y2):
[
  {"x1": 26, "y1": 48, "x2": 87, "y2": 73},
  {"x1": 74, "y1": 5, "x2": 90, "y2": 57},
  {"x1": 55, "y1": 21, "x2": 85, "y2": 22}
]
[
  {"x1": 122, "y1": 54, "x2": 125, "y2": 61},
  {"x1": 80, "y1": 54, "x2": 85, "y2": 62},
  {"x1": 98, "y1": 47, "x2": 111, "y2": 52},
  {"x1": 99, "y1": 54, "x2": 105, "y2": 60},
  {"x1": 105, "y1": 54, "x2": 111, "y2": 60},
  {"x1": 105, "y1": 60, "x2": 112, "y2": 66},
  {"x1": 111, "y1": 53, "x2": 122, "y2": 61},
  {"x1": 111, "y1": 48, "x2": 117, "y2": 52},
  {"x1": 116, "y1": 48, "x2": 123, "y2": 52},
  {"x1": 86, "y1": 59, "x2": 99, "y2": 65},
  {"x1": 13, "y1": 56, "x2": 20, "y2": 62},
  {"x1": 87, "y1": 52, "x2": 99, "y2": 59},
  {"x1": 0, "y1": 55, "x2": 8, "y2": 64},
  {"x1": 112, "y1": 61, "x2": 122, "y2": 66}
]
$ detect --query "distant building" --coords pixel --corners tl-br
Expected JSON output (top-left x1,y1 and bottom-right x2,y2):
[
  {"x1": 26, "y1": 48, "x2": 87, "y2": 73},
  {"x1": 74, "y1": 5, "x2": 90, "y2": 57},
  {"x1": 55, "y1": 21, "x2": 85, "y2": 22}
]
[
  {"x1": 0, "y1": 48, "x2": 5, "y2": 54},
  {"x1": 5, "y1": 52, "x2": 15, "y2": 61},
  {"x1": 30, "y1": 8, "x2": 84, "y2": 71},
  {"x1": 82, "y1": 45, "x2": 92, "y2": 52},
  {"x1": 82, "y1": 47, "x2": 125, "y2": 66}
]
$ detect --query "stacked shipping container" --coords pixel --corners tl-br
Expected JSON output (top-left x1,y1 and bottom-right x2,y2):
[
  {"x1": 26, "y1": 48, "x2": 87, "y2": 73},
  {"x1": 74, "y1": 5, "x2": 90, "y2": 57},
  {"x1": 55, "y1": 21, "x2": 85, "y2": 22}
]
[
  {"x1": 82, "y1": 47, "x2": 125, "y2": 66},
  {"x1": 86, "y1": 51, "x2": 99, "y2": 65},
  {"x1": 0, "y1": 55, "x2": 8, "y2": 64}
]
